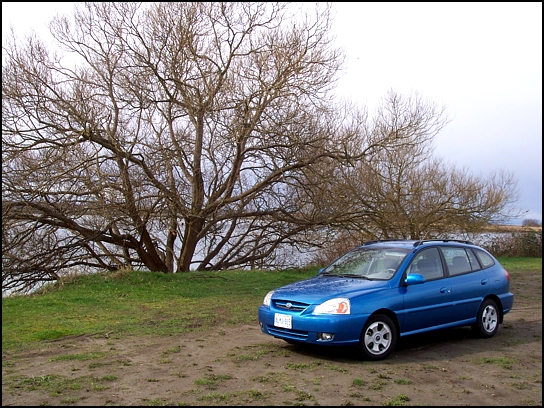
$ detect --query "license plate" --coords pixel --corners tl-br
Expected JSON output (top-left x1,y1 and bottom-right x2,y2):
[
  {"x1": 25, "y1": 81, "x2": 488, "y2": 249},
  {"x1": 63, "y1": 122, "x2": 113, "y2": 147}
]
[{"x1": 274, "y1": 313, "x2": 292, "y2": 329}]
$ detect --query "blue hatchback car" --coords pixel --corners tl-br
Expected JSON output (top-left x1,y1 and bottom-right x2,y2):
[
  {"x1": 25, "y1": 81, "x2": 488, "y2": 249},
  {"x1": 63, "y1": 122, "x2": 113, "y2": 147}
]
[{"x1": 258, "y1": 239, "x2": 514, "y2": 360}]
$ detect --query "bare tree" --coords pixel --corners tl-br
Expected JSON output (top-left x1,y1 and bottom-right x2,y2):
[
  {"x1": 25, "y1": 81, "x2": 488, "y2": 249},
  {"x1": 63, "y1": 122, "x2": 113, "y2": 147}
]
[
  {"x1": 2, "y1": 4, "x2": 522, "y2": 292},
  {"x1": 310, "y1": 91, "x2": 520, "y2": 249},
  {"x1": 2, "y1": 2, "x2": 412, "y2": 291},
  {"x1": 522, "y1": 219, "x2": 542, "y2": 227}
]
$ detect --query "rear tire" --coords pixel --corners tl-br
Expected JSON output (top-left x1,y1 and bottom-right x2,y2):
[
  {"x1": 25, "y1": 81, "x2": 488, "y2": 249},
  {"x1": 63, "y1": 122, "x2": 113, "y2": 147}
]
[
  {"x1": 359, "y1": 314, "x2": 397, "y2": 361},
  {"x1": 472, "y1": 299, "x2": 499, "y2": 338}
]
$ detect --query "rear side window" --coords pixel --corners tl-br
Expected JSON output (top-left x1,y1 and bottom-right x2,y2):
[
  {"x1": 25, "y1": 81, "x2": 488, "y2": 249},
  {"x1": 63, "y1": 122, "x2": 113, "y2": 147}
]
[
  {"x1": 441, "y1": 247, "x2": 476, "y2": 276},
  {"x1": 474, "y1": 248, "x2": 495, "y2": 268},
  {"x1": 466, "y1": 249, "x2": 480, "y2": 270}
]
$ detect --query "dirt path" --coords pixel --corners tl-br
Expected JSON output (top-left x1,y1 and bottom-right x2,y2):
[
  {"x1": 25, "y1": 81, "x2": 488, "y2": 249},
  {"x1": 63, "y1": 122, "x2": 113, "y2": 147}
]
[{"x1": 2, "y1": 271, "x2": 541, "y2": 406}]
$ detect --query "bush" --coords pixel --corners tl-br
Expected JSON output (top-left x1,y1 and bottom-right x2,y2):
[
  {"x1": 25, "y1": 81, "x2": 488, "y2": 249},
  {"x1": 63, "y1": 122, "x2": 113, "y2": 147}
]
[
  {"x1": 480, "y1": 229, "x2": 542, "y2": 257},
  {"x1": 310, "y1": 229, "x2": 543, "y2": 264}
]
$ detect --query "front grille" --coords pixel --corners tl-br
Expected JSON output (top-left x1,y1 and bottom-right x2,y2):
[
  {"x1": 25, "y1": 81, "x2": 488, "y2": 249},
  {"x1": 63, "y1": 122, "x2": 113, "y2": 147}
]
[{"x1": 273, "y1": 299, "x2": 309, "y2": 311}]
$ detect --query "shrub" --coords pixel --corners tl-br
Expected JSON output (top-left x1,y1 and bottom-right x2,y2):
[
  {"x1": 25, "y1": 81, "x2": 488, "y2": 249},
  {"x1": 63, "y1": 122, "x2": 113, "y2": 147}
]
[{"x1": 480, "y1": 230, "x2": 542, "y2": 257}]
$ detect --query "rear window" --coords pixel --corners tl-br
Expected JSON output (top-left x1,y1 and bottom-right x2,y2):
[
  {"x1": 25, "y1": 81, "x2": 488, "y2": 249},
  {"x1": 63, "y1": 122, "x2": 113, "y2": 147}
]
[{"x1": 474, "y1": 248, "x2": 495, "y2": 268}]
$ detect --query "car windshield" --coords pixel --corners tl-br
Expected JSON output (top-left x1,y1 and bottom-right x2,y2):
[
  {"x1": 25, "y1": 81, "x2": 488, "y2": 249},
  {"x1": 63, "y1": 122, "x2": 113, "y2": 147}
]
[{"x1": 320, "y1": 247, "x2": 410, "y2": 280}]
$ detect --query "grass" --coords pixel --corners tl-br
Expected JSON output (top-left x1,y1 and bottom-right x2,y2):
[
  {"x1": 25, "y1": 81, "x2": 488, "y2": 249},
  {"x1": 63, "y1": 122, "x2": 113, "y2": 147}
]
[
  {"x1": 2, "y1": 258, "x2": 540, "y2": 352},
  {"x1": 49, "y1": 352, "x2": 107, "y2": 362},
  {"x1": 382, "y1": 394, "x2": 410, "y2": 406},
  {"x1": 497, "y1": 256, "x2": 542, "y2": 271},
  {"x1": 352, "y1": 378, "x2": 366, "y2": 387},
  {"x1": 3, "y1": 373, "x2": 118, "y2": 396},
  {"x1": 476, "y1": 357, "x2": 516, "y2": 370},
  {"x1": 2, "y1": 266, "x2": 319, "y2": 351},
  {"x1": 194, "y1": 374, "x2": 232, "y2": 390}
]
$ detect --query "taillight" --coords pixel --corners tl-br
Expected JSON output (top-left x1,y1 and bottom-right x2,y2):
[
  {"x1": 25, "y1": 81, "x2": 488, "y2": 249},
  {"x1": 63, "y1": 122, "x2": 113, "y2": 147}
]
[{"x1": 504, "y1": 269, "x2": 510, "y2": 281}]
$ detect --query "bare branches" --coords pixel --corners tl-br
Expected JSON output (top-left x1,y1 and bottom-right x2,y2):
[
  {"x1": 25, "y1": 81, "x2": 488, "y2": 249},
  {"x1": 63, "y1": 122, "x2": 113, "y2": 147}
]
[
  {"x1": 2, "y1": 2, "x2": 349, "y2": 282},
  {"x1": 2, "y1": 3, "x2": 521, "y2": 291},
  {"x1": 316, "y1": 92, "x2": 519, "y2": 241}
]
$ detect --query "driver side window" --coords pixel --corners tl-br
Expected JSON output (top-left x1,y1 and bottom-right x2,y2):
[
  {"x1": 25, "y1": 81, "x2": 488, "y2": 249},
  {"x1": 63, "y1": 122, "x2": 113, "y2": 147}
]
[{"x1": 409, "y1": 248, "x2": 444, "y2": 281}]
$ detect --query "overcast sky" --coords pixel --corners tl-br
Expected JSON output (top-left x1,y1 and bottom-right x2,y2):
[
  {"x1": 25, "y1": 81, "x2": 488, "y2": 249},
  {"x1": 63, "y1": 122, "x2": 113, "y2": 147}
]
[{"x1": 3, "y1": 2, "x2": 542, "y2": 225}]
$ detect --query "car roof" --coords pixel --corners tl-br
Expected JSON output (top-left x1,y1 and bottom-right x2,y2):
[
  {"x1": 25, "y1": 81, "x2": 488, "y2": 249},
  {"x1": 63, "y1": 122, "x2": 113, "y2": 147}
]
[{"x1": 361, "y1": 239, "x2": 476, "y2": 249}]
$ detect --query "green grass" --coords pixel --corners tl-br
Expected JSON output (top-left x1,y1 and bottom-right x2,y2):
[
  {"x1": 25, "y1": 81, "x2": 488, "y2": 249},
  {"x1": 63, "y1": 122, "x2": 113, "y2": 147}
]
[
  {"x1": 352, "y1": 378, "x2": 366, "y2": 387},
  {"x1": 2, "y1": 258, "x2": 540, "y2": 352},
  {"x1": 194, "y1": 373, "x2": 233, "y2": 390},
  {"x1": 497, "y1": 256, "x2": 542, "y2": 271},
  {"x1": 2, "y1": 266, "x2": 319, "y2": 350},
  {"x1": 382, "y1": 393, "x2": 410, "y2": 406},
  {"x1": 476, "y1": 357, "x2": 516, "y2": 370},
  {"x1": 49, "y1": 352, "x2": 107, "y2": 362}
]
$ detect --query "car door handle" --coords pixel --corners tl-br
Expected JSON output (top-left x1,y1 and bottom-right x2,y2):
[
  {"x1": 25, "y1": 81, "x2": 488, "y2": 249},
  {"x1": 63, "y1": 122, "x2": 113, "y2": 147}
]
[
  {"x1": 440, "y1": 287, "x2": 450, "y2": 294},
  {"x1": 481, "y1": 279, "x2": 488, "y2": 285}
]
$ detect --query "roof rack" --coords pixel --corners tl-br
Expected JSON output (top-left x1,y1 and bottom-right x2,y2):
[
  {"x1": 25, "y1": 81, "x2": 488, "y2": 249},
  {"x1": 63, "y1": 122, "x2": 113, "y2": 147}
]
[
  {"x1": 413, "y1": 239, "x2": 474, "y2": 247},
  {"x1": 363, "y1": 239, "x2": 410, "y2": 245}
]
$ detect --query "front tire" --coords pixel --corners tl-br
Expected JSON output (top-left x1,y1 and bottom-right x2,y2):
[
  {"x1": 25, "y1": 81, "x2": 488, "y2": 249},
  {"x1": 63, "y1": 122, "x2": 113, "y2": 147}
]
[
  {"x1": 359, "y1": 314, "x2": 397, "y2": 361},
  {"x1": 473, "y1": 299, "x2": 499, "y2": 338}
]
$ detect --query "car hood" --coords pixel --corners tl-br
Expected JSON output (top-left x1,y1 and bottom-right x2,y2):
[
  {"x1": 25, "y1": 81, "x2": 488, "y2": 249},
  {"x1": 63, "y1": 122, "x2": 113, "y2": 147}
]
[{"x1": 271, "y1": 275, "x2": 388, "y2": 303}]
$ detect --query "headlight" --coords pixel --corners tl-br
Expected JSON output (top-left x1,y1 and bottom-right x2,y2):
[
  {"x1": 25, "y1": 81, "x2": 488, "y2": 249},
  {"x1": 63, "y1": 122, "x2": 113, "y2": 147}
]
[
  {"x1": 313, "y1": 298, "x2": 350, "y2": 315},
  {"x1": 263, "y1": 290, "x2": 274, "y2": 306}
]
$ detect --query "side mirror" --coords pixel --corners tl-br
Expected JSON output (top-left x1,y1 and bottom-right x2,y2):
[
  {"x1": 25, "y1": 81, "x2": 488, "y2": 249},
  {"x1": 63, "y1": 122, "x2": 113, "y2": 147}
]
[
  {"x1": 405, "y1": 273, "x2": 425, "y2": 285},
  {"x1": 317, "y1": 267, "x2": 325, "y2": 275}
]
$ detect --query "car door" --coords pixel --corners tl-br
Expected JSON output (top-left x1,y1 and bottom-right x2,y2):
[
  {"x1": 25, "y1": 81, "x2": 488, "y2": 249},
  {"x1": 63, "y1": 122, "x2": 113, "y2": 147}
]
[
  {"x1": 401, "y1": 247, "x2": 453, "y2": 335},
  {"x1": 441, "y1": 247, "x2": 491, "y2": 324}
]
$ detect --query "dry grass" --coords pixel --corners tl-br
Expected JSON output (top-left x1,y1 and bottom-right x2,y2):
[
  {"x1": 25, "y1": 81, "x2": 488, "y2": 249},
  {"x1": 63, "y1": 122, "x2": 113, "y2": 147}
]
[{"x1": 482, "y1": 225, "x2": 542, "y2": 233}]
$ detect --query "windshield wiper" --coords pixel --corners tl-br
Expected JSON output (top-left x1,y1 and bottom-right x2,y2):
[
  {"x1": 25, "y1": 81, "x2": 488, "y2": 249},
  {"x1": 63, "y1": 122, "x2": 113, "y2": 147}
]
[
  {"x1": 321, "y1": 271, "x2": 373, "y2": 280},
  {"x1": 336, "y1": 273, "x2": 373, "y2": 280}
]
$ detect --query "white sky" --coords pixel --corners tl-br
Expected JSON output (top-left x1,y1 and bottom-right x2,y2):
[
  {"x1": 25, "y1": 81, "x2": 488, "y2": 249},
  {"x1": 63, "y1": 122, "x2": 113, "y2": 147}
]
[{"x1": 2, "y1": 2, "x2": 542, "y2": 224}]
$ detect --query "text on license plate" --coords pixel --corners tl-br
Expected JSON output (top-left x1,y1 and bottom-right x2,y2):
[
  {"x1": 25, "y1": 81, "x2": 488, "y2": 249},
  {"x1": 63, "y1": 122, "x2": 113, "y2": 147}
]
[{"x1": 274, "y1": 313, "x2": 292, "y2": 329}]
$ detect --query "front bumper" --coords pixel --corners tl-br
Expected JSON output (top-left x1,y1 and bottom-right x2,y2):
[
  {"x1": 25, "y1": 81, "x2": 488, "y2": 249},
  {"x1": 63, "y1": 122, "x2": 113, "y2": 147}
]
[{"x1": 258, "y1": 305, "x2": 368, "y2": 346}]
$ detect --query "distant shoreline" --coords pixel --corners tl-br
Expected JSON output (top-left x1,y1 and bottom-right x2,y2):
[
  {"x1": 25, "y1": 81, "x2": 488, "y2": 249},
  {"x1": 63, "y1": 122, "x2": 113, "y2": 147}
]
[{"x1": 483, "y1": 225, "x2": 542, "y2": 233}]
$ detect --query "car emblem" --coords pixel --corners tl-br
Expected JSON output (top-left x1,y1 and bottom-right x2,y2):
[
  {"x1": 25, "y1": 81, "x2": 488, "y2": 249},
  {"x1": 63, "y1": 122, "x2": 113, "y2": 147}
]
[{"x1": 286, "y1": 302, "x2": 292, "y2": 309}]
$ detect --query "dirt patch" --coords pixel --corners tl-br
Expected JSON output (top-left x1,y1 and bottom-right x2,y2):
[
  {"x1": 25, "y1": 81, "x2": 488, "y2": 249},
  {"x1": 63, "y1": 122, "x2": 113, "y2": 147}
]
[{"x1": 2, "y1": 271, "x2": 541, "y2": 406}]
